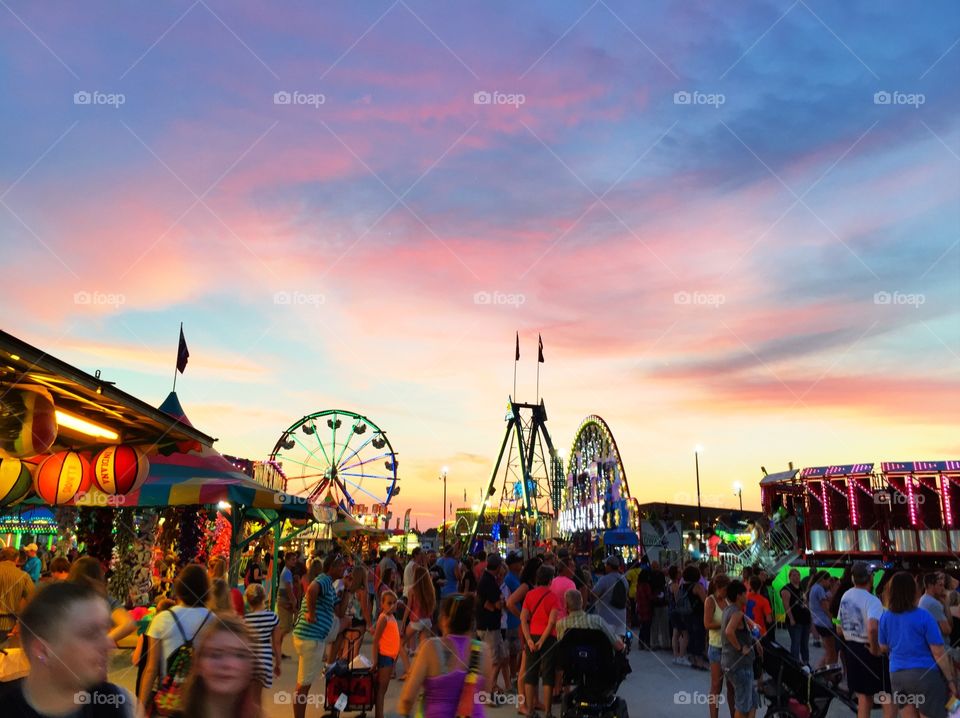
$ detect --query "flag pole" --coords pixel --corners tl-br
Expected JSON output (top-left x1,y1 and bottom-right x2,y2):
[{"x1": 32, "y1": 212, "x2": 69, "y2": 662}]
[
  {"x1": 513, "y1": 331, "x2": 519, "y2": 401},
  {"x1": 172, "y1": 322, "x2": 182, "y2": 392},
  {"x1": 536, "y1": 333, "x2": 543, "y2": 404}
]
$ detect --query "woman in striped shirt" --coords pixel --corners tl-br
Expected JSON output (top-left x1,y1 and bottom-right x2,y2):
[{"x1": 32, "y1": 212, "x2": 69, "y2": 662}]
[{"x1": 243, "y1": 583, "x2": 281, "y2": 706}]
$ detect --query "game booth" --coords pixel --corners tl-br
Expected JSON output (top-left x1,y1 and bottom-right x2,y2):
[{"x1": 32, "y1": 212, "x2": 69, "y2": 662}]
[{"x1": 762, "y1": 461, "x2": 960, "y2": 564}]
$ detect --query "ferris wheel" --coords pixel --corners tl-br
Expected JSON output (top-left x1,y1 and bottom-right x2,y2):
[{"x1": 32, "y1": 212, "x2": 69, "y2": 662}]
[{"x1": 269, "y1": 409, "x2": 399, "y2": 512}]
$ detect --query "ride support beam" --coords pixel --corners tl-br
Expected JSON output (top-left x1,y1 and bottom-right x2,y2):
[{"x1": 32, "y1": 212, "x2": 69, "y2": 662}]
[{"x1": 466, "y1": 415, "x2": 515, "y2": 555}]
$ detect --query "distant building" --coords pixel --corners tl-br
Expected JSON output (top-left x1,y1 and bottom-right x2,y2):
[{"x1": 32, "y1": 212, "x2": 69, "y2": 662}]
[{"x1": 635, "y1": 502, "x2": 762, "y2": 530}]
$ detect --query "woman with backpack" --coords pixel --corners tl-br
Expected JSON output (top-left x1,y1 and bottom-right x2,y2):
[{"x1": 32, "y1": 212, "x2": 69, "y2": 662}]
[{"x1": 139, "y1": 564, "x2": 213, "y2": 714}]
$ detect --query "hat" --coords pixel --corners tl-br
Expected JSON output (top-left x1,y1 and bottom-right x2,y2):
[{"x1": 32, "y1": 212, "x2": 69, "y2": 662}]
[
  {"x1": 486, "y1": 553, "x2": 503, "y2": 570},
  {"x1": 604, "y1": 555, "x2": 621, "y2": 569},
  {"x1": 851, "y1": 562, "x2": 872, "y2": 584},
  {"x1": 25, "y1": 543, "x2": 38, "y2": 552},
  {"x1": 506, "y1": 552, "x2": 523, "y2": 566}
]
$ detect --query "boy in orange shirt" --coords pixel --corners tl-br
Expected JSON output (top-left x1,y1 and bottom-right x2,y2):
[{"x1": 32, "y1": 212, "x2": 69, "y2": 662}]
[{"x1": 746, "y1": 575, "x2": 774, "y2": 644}]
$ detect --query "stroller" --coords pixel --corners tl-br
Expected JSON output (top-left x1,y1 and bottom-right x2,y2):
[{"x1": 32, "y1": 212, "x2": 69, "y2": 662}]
[
  {"x1": 556, "y1": 628, "x2": 630, "y2": 718},
  {"x1": 761, "y1": 640, "x2": 856, "y2": 718}
]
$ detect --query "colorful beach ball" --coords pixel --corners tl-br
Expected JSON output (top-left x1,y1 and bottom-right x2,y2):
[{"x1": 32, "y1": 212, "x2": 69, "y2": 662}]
[
  {"x1": 35, "y1": 450, "x2": 92, "y2": 505},
  {"x1": 93, "y1": 445, "x2": 149, "y2": 495},
  {"x1": 0, "y1": 385, "x2": 57, "y2": 458},
  {"x1": 0, "y1": 457, "x2": 34, "y2": 507}
]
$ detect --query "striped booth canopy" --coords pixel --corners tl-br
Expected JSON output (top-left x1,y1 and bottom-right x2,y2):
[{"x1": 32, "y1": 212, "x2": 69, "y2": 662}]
[{"x1": 68, "y1": 392, "x2": 324, "y2": 520}]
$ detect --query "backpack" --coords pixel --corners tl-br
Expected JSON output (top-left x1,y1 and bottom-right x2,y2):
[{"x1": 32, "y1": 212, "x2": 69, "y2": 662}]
[
  {"x1": 149, "y1": 610, "x2": 211, "y2": 716},
  {"x1": 672, "y1": 583, "x2": 693, "y2": 618},
  {"x1": 610, "y1": 577, "x2": 628, "y2": 610}
]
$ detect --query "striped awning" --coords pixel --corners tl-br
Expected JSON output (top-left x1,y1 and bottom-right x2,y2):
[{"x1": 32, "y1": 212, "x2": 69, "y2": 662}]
[
  {"x1": 72, "y1": 445, "x2": 315, "y2": 516},
  {"x1": 68, "y1": 392, "x2": 320, "y2": 519}
]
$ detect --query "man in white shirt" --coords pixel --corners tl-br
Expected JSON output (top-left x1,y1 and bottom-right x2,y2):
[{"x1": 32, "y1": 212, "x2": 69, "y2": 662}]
[
  {"x1": 402, "y1": 547, "x2": 424, "y2": 600},
  {"x1": 838, "y1": 563, "x2": 894, "y2": 718}
]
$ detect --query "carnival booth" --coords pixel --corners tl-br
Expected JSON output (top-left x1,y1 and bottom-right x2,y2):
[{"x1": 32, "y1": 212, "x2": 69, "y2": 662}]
[{"x1": 0, "y1": 331, "x2": 326, "y2": 609}]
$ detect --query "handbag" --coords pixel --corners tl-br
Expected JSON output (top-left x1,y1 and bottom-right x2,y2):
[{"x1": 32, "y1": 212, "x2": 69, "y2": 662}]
[{"x1": 413, "y1": 638, "x2": 483, "y2": 718}]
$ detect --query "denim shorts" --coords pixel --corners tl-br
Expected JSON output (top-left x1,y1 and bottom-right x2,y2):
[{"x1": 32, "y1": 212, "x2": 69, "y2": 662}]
[
  {"x1": 707, "y1": 645, "x2": 722, "y2": 664},
  {"x1": 377, "y1": 655, "x2": 396, "y2": 669},
  {"x1": 726, "y1": 665, "x2": 759, "y2": 713}
]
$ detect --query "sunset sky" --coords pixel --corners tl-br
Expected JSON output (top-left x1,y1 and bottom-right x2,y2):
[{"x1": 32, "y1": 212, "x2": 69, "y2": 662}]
[{"x1": 2, "y1": 1, "x2": 958, "y2": 527}]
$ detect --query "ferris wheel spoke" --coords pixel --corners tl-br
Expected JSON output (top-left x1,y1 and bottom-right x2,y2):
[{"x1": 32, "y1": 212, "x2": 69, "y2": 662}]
[
  {"x1": 276, "y1": 453, "x2": 328, "y2": 475},
  {"x1": 334, "y1": 433, "x2": 377, "y2": 471},
  {"x1": 330, "y1": 412, "x2": 341, "y2": 465},
  {"x1": 340, "y1": 471, "x2": 396, "y2": 481},
  {"x1": 289, "y1": 433, "x2": 330, "y2": 474},
  {"x1": 339, "y1": 451, "x2": 395, "y2": 473},
  {"x1": 339, "y1": 477, "x2": 385, "y2": 504},
  {"x1": 312, "y1": 422, "x2": 334, "y2": 467},
  {"x1": 332, "y1": 415, "x2": 362, "y2": 468}
]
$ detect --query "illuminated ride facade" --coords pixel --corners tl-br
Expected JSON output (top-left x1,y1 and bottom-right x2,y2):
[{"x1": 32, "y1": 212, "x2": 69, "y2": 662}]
[
  {"x1": 557, "y1": 416, "x2": 641, "y2": 559},
  {"x1": 761, "y1": 460, "x2": 960, "y2": 564}
]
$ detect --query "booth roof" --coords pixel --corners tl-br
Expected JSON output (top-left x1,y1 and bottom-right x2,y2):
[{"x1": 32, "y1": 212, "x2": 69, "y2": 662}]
[
  {"x1": 759, "y1": 468, "x2": 799, "y2": 486},
  {"x1": 0, "y1": 330, "x2": 211, "y2": 448}
]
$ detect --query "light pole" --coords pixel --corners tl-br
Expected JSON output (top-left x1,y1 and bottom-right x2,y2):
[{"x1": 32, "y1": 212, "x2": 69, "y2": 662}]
[
  {"x1": 733, "y1": 481, "x2": 743, "y2": 512},
  {"x1": 695, "y1": 446, "x2": 704, "y2": 545},
  {"x1": 440, "y1": 466, "x2": 449, "y2": 549}
]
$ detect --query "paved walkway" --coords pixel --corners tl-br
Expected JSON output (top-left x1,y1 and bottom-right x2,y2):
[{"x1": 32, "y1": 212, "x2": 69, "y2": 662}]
[{"x1": 111, "y1": 629, "x2": 863, "y2": 717}]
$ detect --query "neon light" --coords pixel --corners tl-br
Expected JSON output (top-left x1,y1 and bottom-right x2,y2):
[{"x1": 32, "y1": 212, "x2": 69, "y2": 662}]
[
  {"x1": 822, "y1": 481, "x2": 831, "y2": 528},
  {"x1": 848, "y1": 479, "x2": 859, "y2": 527},
  {"x1": 55, "y1": 410, "x2": 119, "y2": 440},
  {"x1": 907, "y1": 476, "x2": 918, "y2": 526},
  {"x1": 943, "y1": 474, "x2": 954, "y2": 527}
]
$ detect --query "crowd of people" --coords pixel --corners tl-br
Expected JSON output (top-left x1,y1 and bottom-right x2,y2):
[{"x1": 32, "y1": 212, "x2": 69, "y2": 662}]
[
  {"x1": 0, "y1": 540, "x2": 637, "y2": 718},
  {"x1": 8, "y1": 536, "x2": 960, "y2": 718},
  {"x1": 641, "y1": 558, "x2": 960, "y2": 718}
]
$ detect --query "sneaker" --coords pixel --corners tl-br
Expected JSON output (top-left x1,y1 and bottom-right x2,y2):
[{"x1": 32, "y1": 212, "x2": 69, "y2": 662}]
[{"x1": 676, "y1": 656, "x2": 692, "y2": 666}]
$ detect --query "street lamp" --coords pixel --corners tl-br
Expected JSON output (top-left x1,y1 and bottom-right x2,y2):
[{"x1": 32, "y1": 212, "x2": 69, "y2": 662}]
[
  {"x1": 440, "y1": 466, "x2": 449, "y2": 549},
  {"x1": 733, "y1": 481, "x2": 743, "y2": 512},
  {"x1": 694, "y1": 445, "x2": 704, "y2": 545}
]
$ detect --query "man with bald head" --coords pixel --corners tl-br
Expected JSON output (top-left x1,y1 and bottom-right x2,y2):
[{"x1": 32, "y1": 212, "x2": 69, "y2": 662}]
[{"x1": 557, "y1": 589, "x2": 624, "y2": 651}]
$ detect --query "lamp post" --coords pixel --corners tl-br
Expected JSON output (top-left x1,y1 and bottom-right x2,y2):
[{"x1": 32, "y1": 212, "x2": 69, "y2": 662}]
[
  {"x1": 440, "y1": 466, "x2": 449, "y2": 548},
  {"x1": 733, "y1": 481, "x2": 743, "y2": 512},
  {"x1": 695, "y1": 446, "x2": 704, "y2": 545}
]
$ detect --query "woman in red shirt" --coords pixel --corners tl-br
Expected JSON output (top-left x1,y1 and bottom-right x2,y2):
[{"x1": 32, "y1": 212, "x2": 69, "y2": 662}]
[{"x1": 521, "y1": 565, "x2": 560, "y2": 718}]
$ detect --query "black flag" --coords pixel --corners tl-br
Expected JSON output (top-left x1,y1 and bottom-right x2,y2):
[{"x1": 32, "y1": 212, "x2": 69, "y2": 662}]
[
  {"x1": 176, "y1": 324, "x2": 190, "y2": 374},
  {"x1": 538, "y1": 334, "x2": 544, "y2": 363},
  {"x1": 515, "y1": 332, "x2": 520, "y2": 361}
]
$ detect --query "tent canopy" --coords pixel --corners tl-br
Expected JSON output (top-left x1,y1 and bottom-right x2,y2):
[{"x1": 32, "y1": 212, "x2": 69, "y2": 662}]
[{"x1": 69, "y1": 392, "x2": 319, "y2": 519}]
